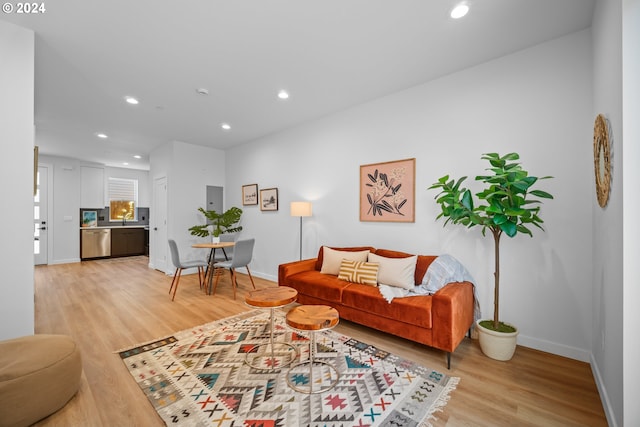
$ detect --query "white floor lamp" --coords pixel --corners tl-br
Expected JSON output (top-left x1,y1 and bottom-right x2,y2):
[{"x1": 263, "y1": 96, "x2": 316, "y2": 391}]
[{"x1": 290, "y1": 201, "x2": 312, "y2": 260}]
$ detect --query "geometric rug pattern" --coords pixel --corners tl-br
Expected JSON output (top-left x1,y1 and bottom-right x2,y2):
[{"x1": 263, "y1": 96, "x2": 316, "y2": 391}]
[{"x1": 118, "y1": 309, "x2": 459, "y2": 426}]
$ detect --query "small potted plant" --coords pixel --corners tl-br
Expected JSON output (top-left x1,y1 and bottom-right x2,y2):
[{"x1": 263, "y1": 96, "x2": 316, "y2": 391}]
[
  {"x1": 429, "y1": 152, "x2": 553, "y2": 360},
  {"x1": 189, "y1": 207, "x2": 243, "y2": 242}
]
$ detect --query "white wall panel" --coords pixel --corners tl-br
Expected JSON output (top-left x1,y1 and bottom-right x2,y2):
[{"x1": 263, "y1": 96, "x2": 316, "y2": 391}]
[{"x1": 0, "y1": 21, "x2": 35, "y2": 339}]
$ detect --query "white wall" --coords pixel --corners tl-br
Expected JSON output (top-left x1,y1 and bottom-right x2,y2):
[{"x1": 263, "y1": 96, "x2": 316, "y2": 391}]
[
  {"x1": 227, "y1": 31, "x2": 594, "y2": 362},
  {"x1": 623, "y1": 1, "x2": 640, "y2": 425},
  {"x1": 150, "y1": 141, "x2": 226, "y2": 270},
  {"x1": 0, "y1": 21, "x2": 35, "y2": 340},
  {"x1": 591, "y1": 0, "x2": 624, "y2": 425}
]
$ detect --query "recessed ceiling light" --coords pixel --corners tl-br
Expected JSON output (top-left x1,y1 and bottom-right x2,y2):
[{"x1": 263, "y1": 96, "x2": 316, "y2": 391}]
[
  {"x1": 123, "y1": 162, "x2": 129, "y2": 166},
  {"x1": 196, "y1": 88, "x2": 209, "y2": 95},
  {"x1": 277, "y1": 90, "x2": 289, "y2": 100},
  {"x1": 450, "y1": 4, "x2": 469, "y2": 19},
  {"x1": 133, "y1": 155, "x2": 141, "y2": 159},
  {"x1": 124, "y1": 96, "x2": 139, "y2": 105},
  {"x1": 95, "y1": 132, "x2": 108, "y2": 139},
  {"x1": 221, "y1": 123, "x2": 231, "y2": 131}
]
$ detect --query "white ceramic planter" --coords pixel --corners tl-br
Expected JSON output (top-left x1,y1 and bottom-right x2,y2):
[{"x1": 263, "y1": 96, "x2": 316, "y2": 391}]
[
  {"x1": 211, "y1": 235, "x2": 220, "y2": 244},
  {"x1": 476, "y1": 319, "x2": 518, "y2": 361}
]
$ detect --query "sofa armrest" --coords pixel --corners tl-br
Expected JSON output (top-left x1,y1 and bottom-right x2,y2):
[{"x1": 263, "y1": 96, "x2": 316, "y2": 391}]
[
  {"x1": 278, "y1": 259, "x2": 318, "y2": 285},
  {"x1": 431, "y1": 281, "x2": 475, "y2": 352}
]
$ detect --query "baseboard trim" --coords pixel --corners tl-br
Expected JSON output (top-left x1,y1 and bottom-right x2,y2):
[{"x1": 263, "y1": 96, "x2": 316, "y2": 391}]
[
  {"x1": 47, "y1": 258, "x2": 81, "y2": 265},
  {"x1": 517, "y1": 333, "x2": 590, "y2": 362},
  {"x1": 590, "y1": 354, "x2": 618, "y2": 427}
]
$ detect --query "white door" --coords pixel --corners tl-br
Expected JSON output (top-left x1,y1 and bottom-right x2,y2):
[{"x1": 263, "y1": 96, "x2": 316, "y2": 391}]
[
  {"x1": 152, "y1": 176, "x2": 168, "y2": 272},
  {"x1": 34, "y1": 165, "x2": 48, "y2": 265}
]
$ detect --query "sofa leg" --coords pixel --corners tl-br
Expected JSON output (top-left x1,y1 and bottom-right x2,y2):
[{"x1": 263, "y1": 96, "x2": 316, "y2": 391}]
[{"x1": 446, "y1": 352, "x2": 451, "y2": 370}]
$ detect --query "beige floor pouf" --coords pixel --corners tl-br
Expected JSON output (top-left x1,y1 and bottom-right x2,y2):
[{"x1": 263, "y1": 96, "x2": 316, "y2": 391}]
[{"x1": 0, "y1": 334, "x2": 82, "y2": 427}]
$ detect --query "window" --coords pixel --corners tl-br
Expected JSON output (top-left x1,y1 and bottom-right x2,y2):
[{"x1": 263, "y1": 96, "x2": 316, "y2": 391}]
[{"x1": 108, "y1": 177, "x2": 138, "y2": 222}]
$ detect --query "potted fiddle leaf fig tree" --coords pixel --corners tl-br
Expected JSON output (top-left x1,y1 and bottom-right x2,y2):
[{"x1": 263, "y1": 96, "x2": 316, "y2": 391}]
[
  {"x1": 189, "y1": 207, "x2": 243, "y2": 242},
  {"x1": 429, "y1": 152, "x2": 553, "y2": 361}
]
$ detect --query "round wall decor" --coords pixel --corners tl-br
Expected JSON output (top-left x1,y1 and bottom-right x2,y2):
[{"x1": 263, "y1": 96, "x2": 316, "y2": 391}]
[{"x1": 593, "y1": 113, "x2": 611, "y2": 208}]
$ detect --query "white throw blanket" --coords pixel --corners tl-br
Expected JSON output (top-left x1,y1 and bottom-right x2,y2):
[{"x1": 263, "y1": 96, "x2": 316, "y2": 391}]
[{"x1": 378, "y1": 254, "x2": 481, "y2": 321}]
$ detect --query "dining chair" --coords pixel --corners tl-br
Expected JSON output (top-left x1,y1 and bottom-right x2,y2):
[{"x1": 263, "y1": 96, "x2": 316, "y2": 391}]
[
  {"x1": 168, "y1": 239, "x2": 208, "y2": 301},
  {"x1": 212, "y1": 238, "x2": 256, "y2": 299},
  {"x1": 213, "y1": 233, "x2": 237, "y2": 262}
]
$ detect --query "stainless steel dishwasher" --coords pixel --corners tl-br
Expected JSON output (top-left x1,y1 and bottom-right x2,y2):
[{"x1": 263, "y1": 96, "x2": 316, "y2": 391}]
[{"x1": 81, "y1": 228, "x2": 111, "y2": 259}]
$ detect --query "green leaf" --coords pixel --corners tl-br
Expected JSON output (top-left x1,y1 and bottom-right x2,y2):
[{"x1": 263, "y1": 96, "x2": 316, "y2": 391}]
[
  {"x1": 502, "y1": 152, "x2": 520, "y2": 161},
  {"x1": 453, "y1": 176, "x2": 468, "y2": 190},
  {"x1": 516, "y1": 224, "x2": 533, "y2": 236},
  {"x1": 461, "y1": 189, "x2": 473, "y2": 210},
  {"x1": 485, "y1": 204, "x2": 503, "y2": 214},
  {"x1": 504, "y1": 208, "x2": 526, "y2": 216},
  {"x1": 529, "y1": 190, "x2": 554, "y2": 199},
  {"x1": 500, "y1": 221, "x2": 517, "y2": 237},
  {"x1": 492, "y1": 214, "x2": 508, "y2": 225}
]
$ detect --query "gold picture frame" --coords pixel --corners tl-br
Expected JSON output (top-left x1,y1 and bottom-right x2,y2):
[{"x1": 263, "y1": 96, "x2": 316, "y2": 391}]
[{"x1": 360, "y1": 158, "x2": 415, "y2": 222}]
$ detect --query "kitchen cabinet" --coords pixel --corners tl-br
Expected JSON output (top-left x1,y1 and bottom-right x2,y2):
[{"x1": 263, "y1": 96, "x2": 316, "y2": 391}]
[
  {"x1": 80, "y1": 166, "x2": 105, "y2": 208},
  {"x1": 111, "y1": 228, "x2": 145, "y2": 257}
]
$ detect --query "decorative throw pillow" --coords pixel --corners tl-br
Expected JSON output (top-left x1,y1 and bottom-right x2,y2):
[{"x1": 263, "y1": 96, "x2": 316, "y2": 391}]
[
  {"x1": 368, "y1": 252, "x2": 417, "y2": 290},
  {"x1": 320, "y1": 247, "x2": 370, "y2": 275},
  {"x1": 338, "y1": 259, "x2": 379, "y2": 286}
]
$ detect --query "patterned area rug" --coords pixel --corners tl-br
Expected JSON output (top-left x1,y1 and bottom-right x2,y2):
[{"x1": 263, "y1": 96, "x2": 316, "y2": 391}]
[{"x1": 118, "y1": 310, "x2": 458, "y2": 426}]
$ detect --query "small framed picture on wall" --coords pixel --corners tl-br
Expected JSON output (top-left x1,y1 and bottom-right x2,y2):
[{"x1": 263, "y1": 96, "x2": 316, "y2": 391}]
[
  {"x1": 260, "y1": 188, "x2": 278, "y2": 211},
  {"x1": 242, "y1": 184, "x2": 258, "y2": 205}
]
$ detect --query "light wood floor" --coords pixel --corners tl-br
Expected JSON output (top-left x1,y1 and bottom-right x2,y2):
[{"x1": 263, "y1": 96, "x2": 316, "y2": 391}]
[{"x1": 32, "y1": 256, "x2": 608, "y2": 426}]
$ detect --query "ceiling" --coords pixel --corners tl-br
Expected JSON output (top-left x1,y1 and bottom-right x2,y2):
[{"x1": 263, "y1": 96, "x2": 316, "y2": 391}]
[{"x1": 2, "y1": 0, "x2": 595, "y2": 170}]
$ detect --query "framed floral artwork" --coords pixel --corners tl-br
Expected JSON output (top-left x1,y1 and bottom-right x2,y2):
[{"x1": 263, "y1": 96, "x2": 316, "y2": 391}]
[
  {"x1": 360, "y1": 158, "x2": 415, "y2": 222},
  {"x1": 260, "y1": 188, "x2": 278, "y2": 211},
  {"x1": 242, "y1": 184, "x2": 258, "y2": 206}
]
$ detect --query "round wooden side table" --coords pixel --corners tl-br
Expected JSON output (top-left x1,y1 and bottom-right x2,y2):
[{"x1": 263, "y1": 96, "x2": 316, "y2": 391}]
[
  {"x1": 244, "y1": 287, "x2": 299, "y2": 370},
  {"x1": 285, "y1": 305, "x2": 340, "y2": 394}
]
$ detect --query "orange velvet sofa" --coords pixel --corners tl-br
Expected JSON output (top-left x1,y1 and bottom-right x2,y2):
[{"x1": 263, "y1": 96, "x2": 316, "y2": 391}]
[{"x1": 278, "y1": 246, "x2": 475, "y2": 369}]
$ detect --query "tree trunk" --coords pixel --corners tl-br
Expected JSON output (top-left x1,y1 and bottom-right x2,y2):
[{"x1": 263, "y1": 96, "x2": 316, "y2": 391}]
[{"x1": 492, "y1": 228, "x2": 501, "y2": 330}]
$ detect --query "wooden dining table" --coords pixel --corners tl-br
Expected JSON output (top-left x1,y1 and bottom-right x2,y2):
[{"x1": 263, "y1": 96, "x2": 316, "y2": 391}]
[{"x1": 192, "y1": 241, "x2": 235, "y2": 294}]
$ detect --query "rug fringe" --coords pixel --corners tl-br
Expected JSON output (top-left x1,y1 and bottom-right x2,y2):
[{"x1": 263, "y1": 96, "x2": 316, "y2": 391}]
[{"x1": 418, "y1": 375, "x2": 460, "y2": 427}]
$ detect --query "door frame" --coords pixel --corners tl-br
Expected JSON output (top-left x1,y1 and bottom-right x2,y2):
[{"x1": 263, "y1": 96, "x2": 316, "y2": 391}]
[
  {"x1": 151, "y1": 176, "x2": 168, "y2": 273},
  {"x1": 34, "y1": 163, "x2": 52, "y2": 265}
]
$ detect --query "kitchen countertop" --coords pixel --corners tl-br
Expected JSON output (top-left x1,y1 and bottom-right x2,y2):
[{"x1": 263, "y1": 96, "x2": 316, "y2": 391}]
[{"x1": 80, "y1": 225, "x2": 149, "y2": 230}]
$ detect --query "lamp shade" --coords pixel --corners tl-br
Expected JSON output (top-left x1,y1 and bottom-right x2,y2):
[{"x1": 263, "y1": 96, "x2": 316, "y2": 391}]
[{"x1": 290, "y1": 201, "x2": 312, "y2": 217}]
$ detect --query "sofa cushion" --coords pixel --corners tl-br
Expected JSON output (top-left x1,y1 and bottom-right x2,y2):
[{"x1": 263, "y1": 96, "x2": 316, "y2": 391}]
[
  {"x1": 374, "y1": 249, "x2": 437, "y2": 284},
  {"x1": 285, "y1": 270, "x2": 352, "y2": 301},
  {"x1": 319, "y1": 246, "x2": 371, "y2": 275},
  {"x1": 368, "y1": 252, "x2": 417, "y2": 290},
  {"x1": 341, "y1": 284, "x2": 433, "y2": 328},
  {"x1": 338, "y1": 259, "x2": 379, "y2": 286},
  {"x1": 315, "y1": 246, "x2": 376, "y2": 271}
]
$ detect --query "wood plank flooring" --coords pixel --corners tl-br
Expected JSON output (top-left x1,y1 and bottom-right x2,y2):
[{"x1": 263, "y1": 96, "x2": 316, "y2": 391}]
[{"x1": 31, "y1": 256, "x2": 607, "y2": 426}]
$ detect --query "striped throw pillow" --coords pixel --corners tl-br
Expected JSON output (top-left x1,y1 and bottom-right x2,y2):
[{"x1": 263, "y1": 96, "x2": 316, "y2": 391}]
[{"x1": 338, "y1": 259, "x2": 379, "y2": 286}]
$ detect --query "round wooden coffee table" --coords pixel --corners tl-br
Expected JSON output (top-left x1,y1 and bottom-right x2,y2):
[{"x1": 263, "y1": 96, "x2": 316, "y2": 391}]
[
  {"x1": 285, "y1": 305, "x2": 340, "y2": 394},
  {"x1": 244, "y1": 287, "x2": 299, "y2": 370}
]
